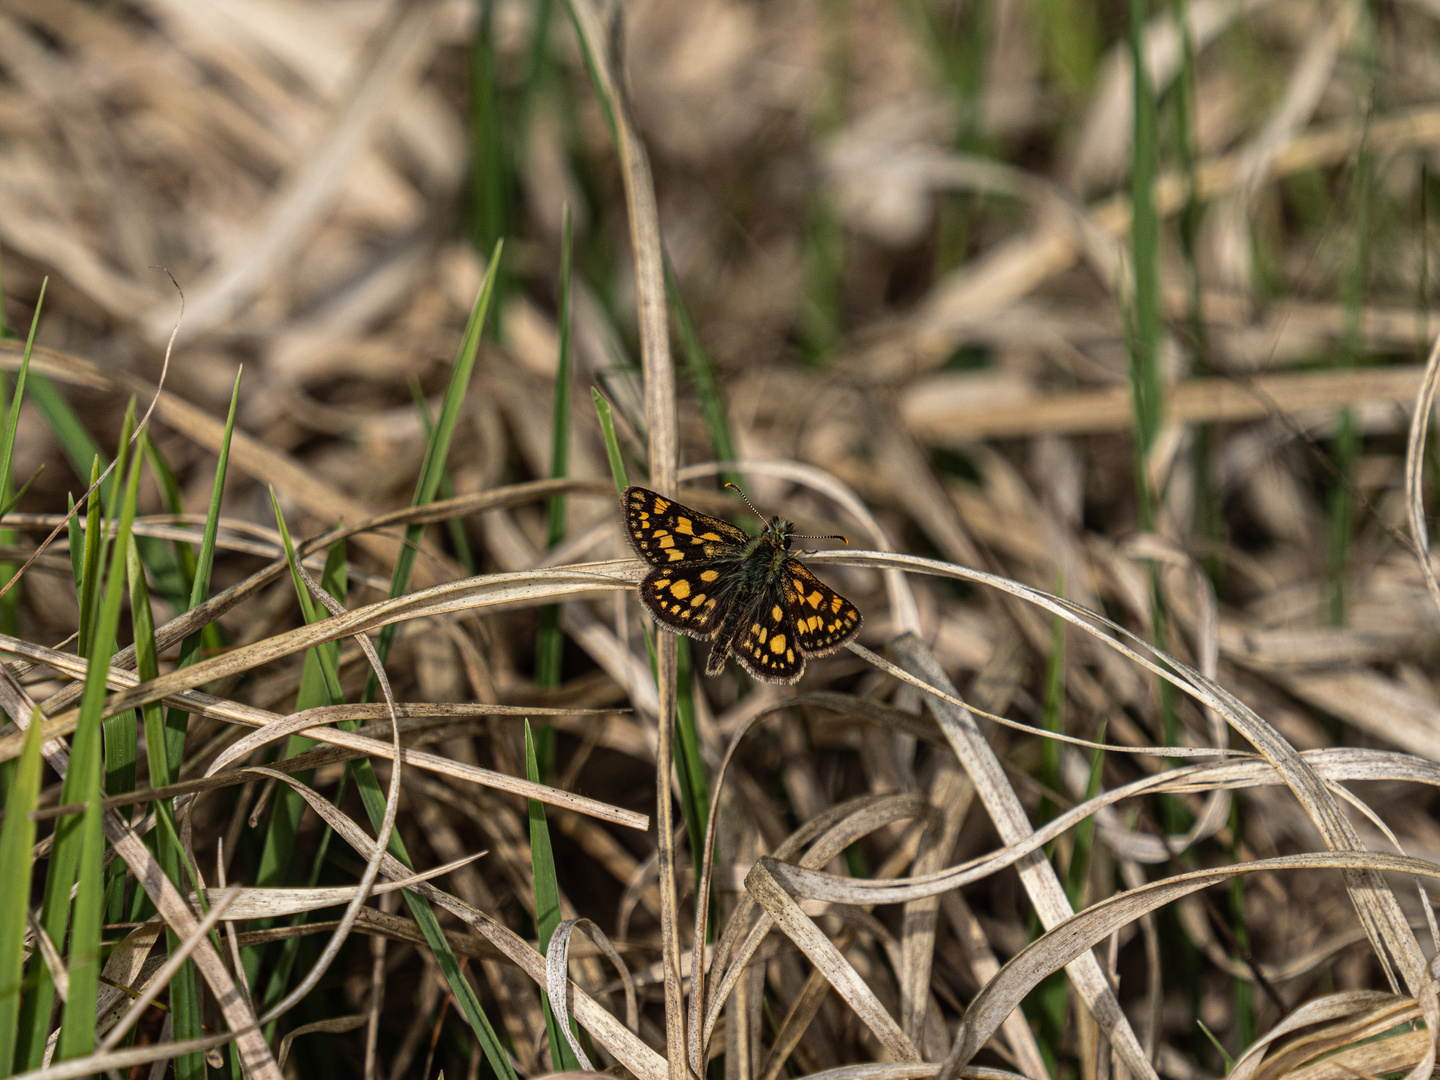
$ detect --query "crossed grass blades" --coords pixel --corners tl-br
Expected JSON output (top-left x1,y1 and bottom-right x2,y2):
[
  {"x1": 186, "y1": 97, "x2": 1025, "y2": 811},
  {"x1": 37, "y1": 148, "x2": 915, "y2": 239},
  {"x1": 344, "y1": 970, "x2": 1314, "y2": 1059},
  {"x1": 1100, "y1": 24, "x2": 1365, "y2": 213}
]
[{"x1": 623, "y1": 484, "x2": 862, "y2": 683}]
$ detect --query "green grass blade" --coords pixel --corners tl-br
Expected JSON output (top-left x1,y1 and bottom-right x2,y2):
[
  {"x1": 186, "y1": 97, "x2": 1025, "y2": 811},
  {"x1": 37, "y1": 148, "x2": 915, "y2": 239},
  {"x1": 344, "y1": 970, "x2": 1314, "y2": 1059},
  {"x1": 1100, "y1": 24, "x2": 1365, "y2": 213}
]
[
  {"x1": 106, "y1": 399, "x2": 137, "y2": 520},
  {"x1": 255, "y1": 502, "x2": 344, "y2": 899},
  {"x1": 591, "y1": 387, "x2": 708, "y2": 894},
  {"x1": 185, "y1": 366, "x2": 243, "y2": 620},
  {"x1": 471, "y1": 4, "x2": 513, "y2": 260},
  {"x1": 66, "y1": 492, "x2": 82, "y2": 589},
  {"x1": 101, "y1": 418, "x2": 139, "y2": 933},
  {"x1": 672, "y1": 638, "x2": 709, "y2": 896},
  {"x1": 0, "y1": 465, "x2": 43, "y2": 519},
  {"x1": 1126, "y1": 0, "x2": 1163, "y2": 530},
  {"x1": 0, "y1": 709, "x2": 44, "y2": 1074},
  {"x1": 1033, "y1": 0, "x2": 1099, "y2": 98},
  {"x1": 149, "y1": 367, "x2": 240, "y2": 1080},
  {"x1": 344, "y1": 747, "x2": 519, "y2": 1080},
  {"x1": 591, "y1": 388, "x2": 629, "y2": 495},
  {"x1": 664, "y1": 260, "x2": 741, "y2": 488},
  {"x1": 1328, "y1": 144, "x2": 1372, "y2": 625},
  {"x1": 57, "y1": 757, "x2": 105, "y2": 1061},
  {"x1": 0, "y1": 277, "x2": 45, "y2": 514},
  {"x1": 27, "y1": 372, "x2": 111, "y2": 506},
  {"x1": 557, "y1": 0, "x2": 619, "y2": 148},
  {"x1": 140, "y1": 432, "x2": 199, "y2": 587},
  {"x1": 545, "y1": 205, "x2": 575, "y2": 557},
  {"x1": 124, "y1": 529, "x2": 165, "y2": 808},
  {"x1": 256, "y1": 537, "x2": 347, "y2": 1028},
  {"x1": 371, "y1": 240, "x2": 503, "y2": 678},
  {"x1": 535, "y1": 207, "x2": 575, "y2": 774},
  {"x1": 270, "y1": 492, "x2": 345, "y2": 705},
  {"x1": 20, "y1": 452, "x2": 142, "y2": 1068},
  {"x1": 411, "y1": 383, "x2": 476, "y2": 575},
  {"x1": 76, "y1": 456, "x2": 105, "y2": 659},
  {"x1": 526, "y1": 721, "x2": 581, "y2": 1071},
  {"x1": 128, "y1": 510, "x2": 203, "y2": 1078}
]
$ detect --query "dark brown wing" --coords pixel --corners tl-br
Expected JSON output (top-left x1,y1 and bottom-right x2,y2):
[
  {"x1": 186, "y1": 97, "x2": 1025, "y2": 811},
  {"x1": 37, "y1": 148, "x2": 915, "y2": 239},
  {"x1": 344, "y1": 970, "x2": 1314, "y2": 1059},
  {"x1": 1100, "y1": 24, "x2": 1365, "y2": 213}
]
[
  {"x1": 638, "y1": 565, "x2": 730, "y2": 639},
  {"x1": 725, "y1": 581, "x2": 806, "y2": 684},
  {"x1": 623, "y1": 486, "x2": 749, "y2": 567},
  {"x1": 784, "y1": 559, "x2": 862, "y2": 657}
]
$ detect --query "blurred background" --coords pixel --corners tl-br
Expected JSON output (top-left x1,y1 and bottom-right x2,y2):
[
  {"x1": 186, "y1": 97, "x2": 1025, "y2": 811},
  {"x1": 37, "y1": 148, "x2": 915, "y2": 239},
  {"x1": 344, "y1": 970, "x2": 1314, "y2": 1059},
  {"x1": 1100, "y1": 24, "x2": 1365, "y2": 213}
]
[{"x1": 5, "y1": 0, "x2": 1440, "y2": 1077}]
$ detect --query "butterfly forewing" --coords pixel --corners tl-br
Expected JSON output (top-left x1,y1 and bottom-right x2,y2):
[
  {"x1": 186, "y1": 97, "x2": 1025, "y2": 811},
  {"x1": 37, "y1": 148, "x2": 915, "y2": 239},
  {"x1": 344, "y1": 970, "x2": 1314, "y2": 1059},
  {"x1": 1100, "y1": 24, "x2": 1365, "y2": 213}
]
[
  {"x1": 785, "y1": 560, "x2": 862, "y2": 656},
  {"x1": 624, "y1": 486, "x2": 748, "y2": 566},
  {"x1": 727, "y1": 584, "x2": 805, "y2": 683}
]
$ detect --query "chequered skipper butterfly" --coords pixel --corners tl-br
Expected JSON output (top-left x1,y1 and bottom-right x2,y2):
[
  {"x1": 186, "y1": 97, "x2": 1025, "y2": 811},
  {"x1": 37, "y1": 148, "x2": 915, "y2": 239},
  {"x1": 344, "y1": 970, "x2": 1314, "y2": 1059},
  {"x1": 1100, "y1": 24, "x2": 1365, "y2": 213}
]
[{"x1": 623, "y1": 484, "x2": 862, "y2": 683}]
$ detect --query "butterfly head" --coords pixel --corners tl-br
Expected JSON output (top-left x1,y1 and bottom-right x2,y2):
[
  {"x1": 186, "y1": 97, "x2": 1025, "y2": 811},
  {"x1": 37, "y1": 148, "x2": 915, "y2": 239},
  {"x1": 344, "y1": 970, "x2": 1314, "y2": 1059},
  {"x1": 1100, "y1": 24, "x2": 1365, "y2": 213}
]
[
  {"x1": 724, "y1": 483, "x2": 847, "y2": 555},
  {"x1": 763, "y1": 516, "x2": 794, "y2": 551}
]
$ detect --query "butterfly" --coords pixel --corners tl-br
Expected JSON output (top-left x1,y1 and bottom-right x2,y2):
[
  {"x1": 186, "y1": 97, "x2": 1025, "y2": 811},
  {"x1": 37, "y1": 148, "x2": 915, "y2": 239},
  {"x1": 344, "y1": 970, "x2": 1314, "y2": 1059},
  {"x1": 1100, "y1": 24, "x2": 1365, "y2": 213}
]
[{"x1": 622, "y1": 484, "x2": 862, "y2": 683}]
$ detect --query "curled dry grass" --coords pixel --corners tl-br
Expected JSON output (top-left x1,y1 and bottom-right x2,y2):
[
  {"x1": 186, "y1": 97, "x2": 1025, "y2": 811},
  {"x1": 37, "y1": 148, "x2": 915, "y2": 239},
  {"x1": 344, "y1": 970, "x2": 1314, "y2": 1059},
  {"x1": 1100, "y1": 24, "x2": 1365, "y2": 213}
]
[{"x1": 4, "y1": 1, "x2": 1440, "y2": 1080}]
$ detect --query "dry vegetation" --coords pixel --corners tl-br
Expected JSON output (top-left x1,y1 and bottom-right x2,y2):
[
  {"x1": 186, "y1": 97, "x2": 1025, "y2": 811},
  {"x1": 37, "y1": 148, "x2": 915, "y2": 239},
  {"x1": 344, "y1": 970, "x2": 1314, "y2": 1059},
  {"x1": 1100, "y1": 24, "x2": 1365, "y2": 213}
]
[{"x1": 4, "y1": 1, "x2": 1440, "y2": 1079}]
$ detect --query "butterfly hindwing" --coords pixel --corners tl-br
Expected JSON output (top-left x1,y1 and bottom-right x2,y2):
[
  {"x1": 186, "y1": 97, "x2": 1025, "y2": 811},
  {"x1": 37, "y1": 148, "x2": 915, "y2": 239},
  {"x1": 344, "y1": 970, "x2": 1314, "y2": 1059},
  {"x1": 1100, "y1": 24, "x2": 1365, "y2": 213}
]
[
  {"x1": 640, "y1": 564, "x2": 730, "y2": 638},
  {"x1": 784, "y1": 559, "x2": 862, "y2": 657},
  {"x1": 623, "y1": 486, "x2": 749, "y2": 567},
  {"x1": 726, "y1": 582, "x2": 806, "y2": 684}
]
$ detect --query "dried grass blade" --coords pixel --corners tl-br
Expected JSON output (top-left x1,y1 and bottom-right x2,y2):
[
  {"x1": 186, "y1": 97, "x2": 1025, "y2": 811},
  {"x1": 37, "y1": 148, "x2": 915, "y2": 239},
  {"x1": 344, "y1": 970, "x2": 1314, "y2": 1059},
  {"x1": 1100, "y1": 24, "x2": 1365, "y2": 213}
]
[
  {"x1": 961, "y1": 856, "x2": 1440, "y2": 1076},
  {"x1": 747, "y1": 858, "x2": 920, "y2": 1063},
  {"x1": 260, "y1": 761, "x2": 667, "y2": 1080},
  {"x1": 702, "y1": 793, "x2": 929, "y2": 1059},
  {"x1": 889, "y1": 634, "x2": 1152, "y2": 1080},
  {"x1": 96, "y1": 885, "x2": 243, "y2": 1054},
  {"x1": 547, "y1": 917, "x2": 640, "y2": 1067},
  {"x1": 527, "y1": 720, "x2": 582, "y2": 1071},
  {"x1": 1404, "y1": 327, "x2": 1440, "y2": 621}
]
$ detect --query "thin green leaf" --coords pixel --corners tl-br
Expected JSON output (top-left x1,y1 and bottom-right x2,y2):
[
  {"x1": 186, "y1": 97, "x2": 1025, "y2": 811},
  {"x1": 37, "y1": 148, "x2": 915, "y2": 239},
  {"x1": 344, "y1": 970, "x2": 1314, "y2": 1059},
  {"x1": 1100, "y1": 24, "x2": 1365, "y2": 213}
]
[
  {"x1": 526, "y1": 721, "x2": 581, "y2": 1071},
  {"x1": 0, "y1": 709, "x2": 43, "y2": 1074},
  {"x1": 27, "y1": 372, "x2": 111, "y2": 506},
  {"x1": 591, "y1": 388, "x2": 629, "y2": 495},
  {"x1": 371, "y1": 239, "x2": 503, "y2": 677},
  {"x1": 664, "y1": 260, "x2": 741, "y2": 489},
  {"x1": 1126, "y1": 0, "x2": 1163, "y2": 529},
  {"x1": 140, "y1": 433, "x2": 199, "y2": 590},
  {"x1": 0, "y1": 277, "x2": 45, "y2": 514},
  {"x1": 19, "y1": 452, "x2": 142, "y2": 1069},
  {"x1": 257, "y1": 538, "x2": 348, "y2": 1031},
  {"x1": 535, "y1": 207, "x2": 575, "y2": 773},
  {"x1": 76, "y1": 456, "x2": 104, "y2": 660},
  {"x1": 57, "y1": 758, "x2": 105, "y2": 1061},
  {"x1": 0, "y1": 464, "x2": 43, "y2": 519},
  {"x1": 672, "y1": 638, "x2": 709, "y2": 895},
  {"x1": 411, "y1": 383, "x2": 476, "y2": 575}
]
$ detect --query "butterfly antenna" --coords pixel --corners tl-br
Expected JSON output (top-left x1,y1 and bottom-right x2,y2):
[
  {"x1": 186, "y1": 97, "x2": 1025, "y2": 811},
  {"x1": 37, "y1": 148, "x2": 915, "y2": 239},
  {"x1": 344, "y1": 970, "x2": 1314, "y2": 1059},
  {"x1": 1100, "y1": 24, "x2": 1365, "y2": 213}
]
[
  {"x1": 724, "y1": 481, "x2": 766, "y2": 519},
  {"x1": 792, "y1": 532, "x2": 849, "y2": 546}
]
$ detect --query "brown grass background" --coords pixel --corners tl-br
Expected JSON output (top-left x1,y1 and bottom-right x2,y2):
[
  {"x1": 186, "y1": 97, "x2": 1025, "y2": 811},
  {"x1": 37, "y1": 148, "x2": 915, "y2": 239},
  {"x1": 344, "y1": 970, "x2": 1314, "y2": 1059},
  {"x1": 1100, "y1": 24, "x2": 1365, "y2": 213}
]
[{"x1": 6, "y1": 0, "x2": 1440, "y2": 1079}]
